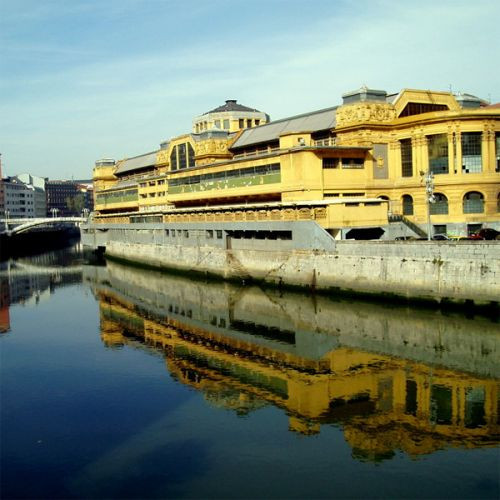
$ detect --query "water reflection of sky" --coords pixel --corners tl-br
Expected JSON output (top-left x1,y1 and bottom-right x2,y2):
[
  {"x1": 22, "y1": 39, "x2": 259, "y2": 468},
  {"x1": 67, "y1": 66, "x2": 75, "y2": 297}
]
[{"x1": 1, "y1": 250, "x2": 499, "y2": 499}]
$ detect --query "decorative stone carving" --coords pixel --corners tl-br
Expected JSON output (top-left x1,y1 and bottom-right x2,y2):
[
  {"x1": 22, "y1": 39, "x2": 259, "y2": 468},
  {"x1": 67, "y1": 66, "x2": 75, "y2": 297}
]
[
  {"x1": 156, "y1": 150, "x2": 169, "y2": 165},
  {"x1": 336, "y1": 102, "x2": 396, "y2": 127},
  {"x1": 194, "y1": 139, "x2": 229, "y2": 157}
]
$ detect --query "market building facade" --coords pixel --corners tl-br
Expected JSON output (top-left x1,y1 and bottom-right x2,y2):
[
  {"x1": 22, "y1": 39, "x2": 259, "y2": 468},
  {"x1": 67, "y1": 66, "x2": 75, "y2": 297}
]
[{"x1": 92, "y1": 88, "x2": 500, "y2": 239}]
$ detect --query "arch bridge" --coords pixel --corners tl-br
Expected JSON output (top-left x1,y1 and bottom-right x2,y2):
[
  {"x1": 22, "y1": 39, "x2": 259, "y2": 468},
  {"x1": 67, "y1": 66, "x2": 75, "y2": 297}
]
[{"x1": 2, "y1": 217, "x2": 87, "y2": 235}]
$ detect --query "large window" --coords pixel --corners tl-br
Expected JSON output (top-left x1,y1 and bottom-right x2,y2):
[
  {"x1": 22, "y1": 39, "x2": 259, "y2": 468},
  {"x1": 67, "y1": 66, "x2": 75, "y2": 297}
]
[
  {"x1": 170, "y1": 143, "x2": 196, "y2": 171},
  {"x1": 462, "y1": 132, "x2": 482, "y2": 173},
  {"x1": 428, "y1": 134, "x2": 449, "y2": 174},
  {"x1": 400, "y1": 138, "x2": 413, "y2": 177},
  {"x1": 402, "y1": 194, "x2": 414, "y2": 215},
  {"x1": 463, "y1": 191, "x2": 484, "y2": 214},
  {"x1": 430, "y1": 193, "x2": 449, "y2": 215}
]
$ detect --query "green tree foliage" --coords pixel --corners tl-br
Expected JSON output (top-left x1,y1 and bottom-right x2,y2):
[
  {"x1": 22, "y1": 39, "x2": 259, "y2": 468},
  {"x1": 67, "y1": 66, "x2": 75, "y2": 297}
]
[{"x1": 65, "y1": 194, "x2": 85, "y2": 214}]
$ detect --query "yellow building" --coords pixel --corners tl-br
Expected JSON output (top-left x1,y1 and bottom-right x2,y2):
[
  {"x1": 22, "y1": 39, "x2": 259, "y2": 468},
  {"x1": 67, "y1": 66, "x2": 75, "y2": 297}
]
[{"x1": 92, "y1": 87, "x2": 500, "y2": 239}]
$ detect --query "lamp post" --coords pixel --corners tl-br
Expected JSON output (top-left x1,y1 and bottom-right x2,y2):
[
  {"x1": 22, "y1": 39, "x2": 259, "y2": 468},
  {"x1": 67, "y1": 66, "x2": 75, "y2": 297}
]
[{"x1": 425, "y1": 172, "x2": 435, "y2": 241}]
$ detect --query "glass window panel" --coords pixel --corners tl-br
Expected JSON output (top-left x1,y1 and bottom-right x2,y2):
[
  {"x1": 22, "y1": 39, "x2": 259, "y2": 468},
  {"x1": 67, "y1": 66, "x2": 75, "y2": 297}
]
[
  {"x1": 463, "y1": 191, "x2": 484, "y2": 214},
  {"x1": 430, "y1": 193, "x2": 449, "y2": 215},
  {"x1": 402, "y1": 195, "x2": 414, "y2": 215},
  {"x1": 170, "y1": 147, "x2": 177, "y2": 171},
  {"x1": 400, "y1": 138, "x2": 413, "y2": 177},
  {"x1": 188, "y1": 143, "x2": 196, "y2": 168},
  {"x1": 462, "y1": 132, "x2": 482, "y2": 173},
  {"x1": 178, "y1": 143, "x2": 187, "y2": 169},
  {"x1": 428, "y1": 134, "x2": 449, "y2": 174}
]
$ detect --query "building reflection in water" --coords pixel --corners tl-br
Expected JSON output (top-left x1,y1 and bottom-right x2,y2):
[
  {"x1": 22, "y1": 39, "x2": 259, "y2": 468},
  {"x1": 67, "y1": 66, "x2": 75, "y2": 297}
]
[
  {"x1": 84, "y1": 261, "x2": 500, "y2": 462},
  {"x1": 0, "y1": 246, "x2": 84, "y2": 333}
]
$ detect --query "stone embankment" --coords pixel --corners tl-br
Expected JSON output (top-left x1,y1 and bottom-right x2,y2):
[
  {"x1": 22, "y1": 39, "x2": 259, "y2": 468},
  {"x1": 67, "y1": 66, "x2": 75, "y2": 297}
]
[{"x1": 103, "y1": 239, "x2": 499, "y2": 305}]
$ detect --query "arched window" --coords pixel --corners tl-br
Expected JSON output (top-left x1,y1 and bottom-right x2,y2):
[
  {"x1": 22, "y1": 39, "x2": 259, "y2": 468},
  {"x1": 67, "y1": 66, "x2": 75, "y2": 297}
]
[
  {"x1": 430, "y1": 193, "x2": 448, "y2": 215},
  {"x1": 463, "y1": 191, "x2": 484, "y2": 214},
  {"x1": 402, "y1": 195, "x2": 414, "y2": 215}
]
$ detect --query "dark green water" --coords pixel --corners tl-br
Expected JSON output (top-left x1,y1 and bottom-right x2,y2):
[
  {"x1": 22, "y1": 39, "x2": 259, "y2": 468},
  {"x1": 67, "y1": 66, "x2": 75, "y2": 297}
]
[{"x1": 1, "y1": 245, "x2": 499, "y2": 499}]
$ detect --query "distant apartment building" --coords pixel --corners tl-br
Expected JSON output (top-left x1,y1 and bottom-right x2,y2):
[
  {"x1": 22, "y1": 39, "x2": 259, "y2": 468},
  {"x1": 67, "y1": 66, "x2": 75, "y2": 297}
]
[
  {"x1": 3, "y1": 178, "x2": 36, "y2": 218},
  {"x1": 46, "y1": 181, "x2": 80, "y2": 216},
  {"x1": 16, "y1": 173, "x2": 47, "y2": 217}
]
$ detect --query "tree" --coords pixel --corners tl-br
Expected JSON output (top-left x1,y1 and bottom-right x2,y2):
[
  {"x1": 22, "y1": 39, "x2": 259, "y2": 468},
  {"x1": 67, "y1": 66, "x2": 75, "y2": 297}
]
[{"x1": 65, "y1": 194, "x2": 85, "y2": 214}]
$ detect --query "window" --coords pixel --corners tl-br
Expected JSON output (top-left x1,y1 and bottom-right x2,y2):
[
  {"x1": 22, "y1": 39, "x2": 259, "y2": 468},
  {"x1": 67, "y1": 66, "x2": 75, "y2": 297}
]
[
  {"x1": 255, "y1": 119, "x2": 260, "y2": 126},
  {"x1": 165, "y1": 229, "x2": 170, "y2": 236},
  {"x1": 400, "y1": 138, "x2": 413, "y2": 177},
  {"x1": 463, "y1": 191, "x2": 484, "y2": 214},
  {"x1": 239, "y1": 119, "x2": 244, "y2": 128},
  {"x1": 428, "y1": 134, "x2": 449, "y2": 174},
  {"x1": 170, "y1": 143, "x2": 195, "y2": 170},
  {"x1": 430, "y1": 193, "x2": 448, "y2": 215},
  {"x1": 170, "y1": 148, "x2": 177, "y2": 171},
  {"x1": 188, "y1": 143, "x2": 195, "y2": 168},
  {"x1": 399, "y1": 102, "x2": 448, "y2": 117},
  {"x1": 216, "y1": 230, "x2": 223, "y2": 239},
  {"x1": 246, "y1": 119, "x2": 252, "y2": 128},
  {"x1": 206, "y1": 230, "x2": 213, "y2": 239},
  {"x1": 342, "y1": 158, "x2": 364, "y2": 169},
  {"x1": 433, "y1": 224, "x2": 447, "y2": 236},
  {"x1": 215, "y1": 120, "x2": 221, "y2": 128},
  {"x1": 462, "y1": 132, "x2": 482, "y2": 173},
  {"x1": 178, "y1": 143, "x2": 187, "y2": 169},
  {"x1": 402, "y1": 194, "x2": 414, "y2": 215},
  {"x1": 322, "y1": 158, "x2": 339, "y2": 169},
  {"x1": 223, "y1": 119, "x2": 229, "y2": 129}
]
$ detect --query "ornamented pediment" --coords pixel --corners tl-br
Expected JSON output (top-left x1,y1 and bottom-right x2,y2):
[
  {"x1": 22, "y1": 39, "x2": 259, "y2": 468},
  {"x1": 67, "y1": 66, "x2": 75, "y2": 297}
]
[
  {"x1": 195, "y1": 139, "x2": 230, "y2": 157},
  {"x1": 156, "y1": 150, "x2": 169, "y2": 166},
  {"x1": 336, "y1": 103, "x2": 396, "y2": 127}
]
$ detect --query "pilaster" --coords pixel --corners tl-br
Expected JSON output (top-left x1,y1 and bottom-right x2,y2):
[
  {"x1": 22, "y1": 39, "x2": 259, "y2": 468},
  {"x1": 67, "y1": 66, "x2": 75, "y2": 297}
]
[
  {"x1": 389, "y1": 137, "x2": 401, "y2": 182},
  {"x1": 482, "y1": 122, "x2": 496, "y2": 173}
]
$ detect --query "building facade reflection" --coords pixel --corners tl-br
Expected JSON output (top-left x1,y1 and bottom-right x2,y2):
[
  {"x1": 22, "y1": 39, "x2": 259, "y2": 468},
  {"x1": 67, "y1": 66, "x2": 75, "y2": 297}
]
[
  {"x1": 84, "y1": 261, "x2": 500, "y2": 461},
  {"x1": 0, "y1": 246, "x2": 84, "y2": 333}
]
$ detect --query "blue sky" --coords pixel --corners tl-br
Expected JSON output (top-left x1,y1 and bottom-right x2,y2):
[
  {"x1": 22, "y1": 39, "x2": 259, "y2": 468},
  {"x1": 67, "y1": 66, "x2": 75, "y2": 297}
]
[{"x1": 1, "y1": 0, "x2": 499, "y2": 180}]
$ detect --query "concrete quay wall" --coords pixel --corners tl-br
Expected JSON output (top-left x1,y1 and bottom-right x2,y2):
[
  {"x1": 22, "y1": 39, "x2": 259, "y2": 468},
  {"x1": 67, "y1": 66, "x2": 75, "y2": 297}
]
[{"x1": 104, "y1": 239, "x2": 500, "y2": 305}]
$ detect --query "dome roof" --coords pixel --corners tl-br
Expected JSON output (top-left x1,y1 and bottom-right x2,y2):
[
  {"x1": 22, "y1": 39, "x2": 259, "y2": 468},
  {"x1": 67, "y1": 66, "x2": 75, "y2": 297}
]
[{"x1": 204, "y1": 99, "x2": 261, "y2": 114}]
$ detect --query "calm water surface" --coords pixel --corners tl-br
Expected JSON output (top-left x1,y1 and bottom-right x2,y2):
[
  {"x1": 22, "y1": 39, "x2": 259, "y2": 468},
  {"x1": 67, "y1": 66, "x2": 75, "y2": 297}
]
[{"x1": 1, "y1": 245, "x2": 499, "y2": 499}]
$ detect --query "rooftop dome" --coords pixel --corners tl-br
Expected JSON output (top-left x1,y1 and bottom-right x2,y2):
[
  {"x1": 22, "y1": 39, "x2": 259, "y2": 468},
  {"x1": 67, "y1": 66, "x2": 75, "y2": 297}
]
[{"x1": 204, "y1": 99, "x2": 261, "y2": 115}]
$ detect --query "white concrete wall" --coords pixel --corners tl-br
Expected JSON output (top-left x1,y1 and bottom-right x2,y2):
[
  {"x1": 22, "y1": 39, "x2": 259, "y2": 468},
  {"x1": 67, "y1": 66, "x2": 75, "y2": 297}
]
[{"x1": 103, "y1": 239, "x2": 500, "y2": 305}]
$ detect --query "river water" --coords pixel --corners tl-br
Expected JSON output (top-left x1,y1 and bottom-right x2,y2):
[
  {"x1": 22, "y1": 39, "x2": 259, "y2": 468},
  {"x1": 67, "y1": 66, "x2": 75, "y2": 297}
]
[{"x1": 1, "y1": 244, "x2": 499, "y2": 499}]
